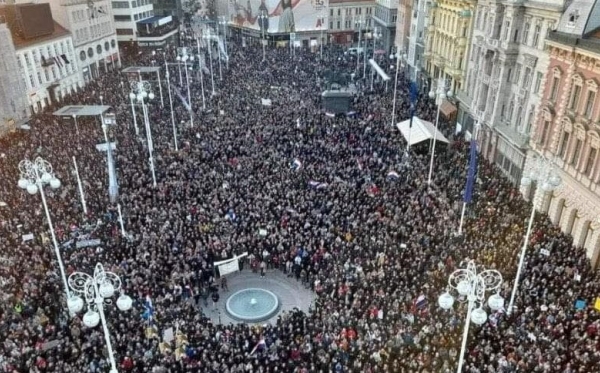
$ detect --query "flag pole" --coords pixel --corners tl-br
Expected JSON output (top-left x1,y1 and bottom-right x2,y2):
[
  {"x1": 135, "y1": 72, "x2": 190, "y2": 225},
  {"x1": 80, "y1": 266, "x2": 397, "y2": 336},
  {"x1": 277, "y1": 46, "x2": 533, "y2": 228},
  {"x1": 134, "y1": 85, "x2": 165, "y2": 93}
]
[{"x1": 457, "y1": 121, "x2": 479, "y2": 236}]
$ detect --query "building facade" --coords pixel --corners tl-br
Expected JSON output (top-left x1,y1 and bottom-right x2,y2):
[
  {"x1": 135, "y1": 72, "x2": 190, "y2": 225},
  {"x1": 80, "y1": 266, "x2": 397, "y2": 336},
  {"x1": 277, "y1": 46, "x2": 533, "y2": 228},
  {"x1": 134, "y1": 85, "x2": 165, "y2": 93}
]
[
  {"x1": 112, "y1": 0, "x2": 153, "y2": 41},
  {"x1": 0, "y1": 21, "x2": 28, "y2": 132},
  {"x1": 526, "y1": 0, "x2": 600, "y2": 267},
  {"x1": 15, "y1": 24, "x2": 83, "y2": 112},
  {"x1": 394, "y1": 0, "x2": 410, "y2": 53},
  {"x1": 404, "y1": 0, "x2": 428, "y2": 85},
  {"x1": 423, "y1": 0, "x2": 474, "y2": 95},
  {"x1": 456, "y1": 1, "x2": 564, "y2": 184},
  {"x1": 328, "y1": 0, "x2": 374, "y2": 45},
  {"x1": 45, "y1": 0, "x2": 120, "y2": 82},
  {"x1": 372, "y1": 0, "x2": 397, "y2": 54}
]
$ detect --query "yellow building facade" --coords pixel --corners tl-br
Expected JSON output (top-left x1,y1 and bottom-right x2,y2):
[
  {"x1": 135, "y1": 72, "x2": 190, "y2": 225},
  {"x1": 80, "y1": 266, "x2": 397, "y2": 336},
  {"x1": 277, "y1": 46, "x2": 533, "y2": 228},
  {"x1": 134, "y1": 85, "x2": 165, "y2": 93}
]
[{"x1": 423, "y1": 0, "x2": 475, "y2": 93}]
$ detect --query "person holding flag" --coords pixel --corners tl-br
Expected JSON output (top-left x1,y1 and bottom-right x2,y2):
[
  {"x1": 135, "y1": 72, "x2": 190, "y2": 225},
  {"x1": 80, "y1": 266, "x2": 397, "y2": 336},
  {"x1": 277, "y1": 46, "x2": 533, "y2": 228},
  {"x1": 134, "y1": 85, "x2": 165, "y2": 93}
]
[{"x1": 249, "y1": 335, "x2": 267, "y2": 355}]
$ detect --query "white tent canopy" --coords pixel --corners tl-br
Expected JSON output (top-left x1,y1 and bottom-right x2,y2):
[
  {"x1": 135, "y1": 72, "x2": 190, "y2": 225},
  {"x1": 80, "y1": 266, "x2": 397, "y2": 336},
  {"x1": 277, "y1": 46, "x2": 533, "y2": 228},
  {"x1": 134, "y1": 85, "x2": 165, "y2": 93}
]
[{"x1": 396, "y1": 117, "x2": 449, "y2": 146}]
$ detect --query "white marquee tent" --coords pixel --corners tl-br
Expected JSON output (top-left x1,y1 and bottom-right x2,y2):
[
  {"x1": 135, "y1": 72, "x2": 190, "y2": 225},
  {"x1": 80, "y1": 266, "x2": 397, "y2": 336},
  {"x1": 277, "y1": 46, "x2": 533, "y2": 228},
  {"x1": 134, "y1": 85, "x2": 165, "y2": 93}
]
[{"x1": 396, "y1": 117, "x2": 449, "y2": 147}]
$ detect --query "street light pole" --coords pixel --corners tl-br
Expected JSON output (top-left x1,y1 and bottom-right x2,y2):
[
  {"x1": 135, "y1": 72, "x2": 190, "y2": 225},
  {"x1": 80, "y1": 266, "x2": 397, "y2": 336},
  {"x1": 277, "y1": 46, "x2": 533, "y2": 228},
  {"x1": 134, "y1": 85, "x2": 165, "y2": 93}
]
[
  {"x1": 356, "y1": 16, "x2": 363, "y2": 73},
  {"x1": 18, "y1": 158, "x2": 70, "y2": 299},
  {"x1": 507, "y1": 156, "x2": 561, "y2": 314},
  {"x1": 139, "y1": 92, "x2": 157, "y2": 188},
  {"x1": 128, "y1": 93, "x2": 140, "y2": 136},
  {"x1": 390, "y1": 52, "x2": 401, "y2": 127},
  {"x1": 204, "y1": 31, "x2": 216, "y2": 95},
  {"x1": 427, "y1": 78, "x2": 452, "y2": 186},
  {"x1": 72, "y1": 156, "x2": 87, "y2": 215},
  {"x1": 438, "y1": 260, "x2": 505, "y2": 373},
  {"x1": 67, "y1": 263, "x2": 133, "y2": 373},
  {"x1": 164, "y1": 60, "x2": 178, "y2": 151}
]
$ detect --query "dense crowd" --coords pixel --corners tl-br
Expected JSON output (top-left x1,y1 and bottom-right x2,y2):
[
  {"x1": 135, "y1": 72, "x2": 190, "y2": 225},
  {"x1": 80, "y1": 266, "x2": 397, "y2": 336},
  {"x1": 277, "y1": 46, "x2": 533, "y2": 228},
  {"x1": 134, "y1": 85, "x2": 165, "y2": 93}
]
[{"x1": 0, "y1": 32, "x2": 599, "y2": 373}]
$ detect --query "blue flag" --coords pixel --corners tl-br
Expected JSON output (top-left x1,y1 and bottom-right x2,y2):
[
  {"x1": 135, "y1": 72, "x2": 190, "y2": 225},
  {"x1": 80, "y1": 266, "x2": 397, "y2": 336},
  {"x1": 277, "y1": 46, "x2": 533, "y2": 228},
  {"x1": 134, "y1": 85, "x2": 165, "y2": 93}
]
[
  {"x1": 409, "y1": 81, "x2": 418, "y2": 105},
  {"x1": 463, "y1": 140, "x2": 478, "y2": 203},
  {"x1": 142, "y1": 295, "x2": 154, "y2": 323}
]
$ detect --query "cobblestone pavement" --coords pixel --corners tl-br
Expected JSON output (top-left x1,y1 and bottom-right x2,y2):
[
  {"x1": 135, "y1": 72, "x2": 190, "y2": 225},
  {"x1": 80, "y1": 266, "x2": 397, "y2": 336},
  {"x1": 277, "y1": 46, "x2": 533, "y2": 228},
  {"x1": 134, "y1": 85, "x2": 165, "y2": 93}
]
[{"x1": 200, "y1": 269, "x2": 316, "y2": 326}]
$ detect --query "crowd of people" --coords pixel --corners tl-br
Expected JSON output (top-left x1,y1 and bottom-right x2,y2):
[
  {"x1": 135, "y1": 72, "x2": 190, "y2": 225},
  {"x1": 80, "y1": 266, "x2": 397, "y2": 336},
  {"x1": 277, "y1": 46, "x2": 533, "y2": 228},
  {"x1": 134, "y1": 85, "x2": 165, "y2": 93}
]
[{"x1": 0, "y1": 31, "x2": 599, "y2": 373}]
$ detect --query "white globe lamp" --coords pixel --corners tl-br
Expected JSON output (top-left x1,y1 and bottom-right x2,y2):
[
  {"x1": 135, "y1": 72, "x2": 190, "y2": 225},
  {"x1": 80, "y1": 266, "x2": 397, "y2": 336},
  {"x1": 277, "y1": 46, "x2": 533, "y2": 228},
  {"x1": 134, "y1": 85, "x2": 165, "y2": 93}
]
[
  {"x1": 67, "y1": 296, "x2": 84, "y2": 314},
  {"x1": 83, "y1": 309, "x2": 100, "y2": 328}
]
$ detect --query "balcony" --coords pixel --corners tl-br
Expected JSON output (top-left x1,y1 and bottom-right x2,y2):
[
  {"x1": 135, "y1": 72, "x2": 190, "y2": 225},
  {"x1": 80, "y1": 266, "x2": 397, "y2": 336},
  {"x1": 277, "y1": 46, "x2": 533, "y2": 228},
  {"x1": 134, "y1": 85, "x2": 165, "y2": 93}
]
[
  {"x1": 455, "y1": 90, "x2": 472, "y2": 106},
  {"x1": 495, "y1": 121, "x2": 530, "y2": 149}
]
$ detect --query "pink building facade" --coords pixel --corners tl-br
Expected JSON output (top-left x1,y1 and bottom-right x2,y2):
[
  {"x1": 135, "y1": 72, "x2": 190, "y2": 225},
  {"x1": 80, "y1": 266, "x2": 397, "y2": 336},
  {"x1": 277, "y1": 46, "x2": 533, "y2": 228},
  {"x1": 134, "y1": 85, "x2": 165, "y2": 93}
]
[{"x1": 528, "y1": 6, "x2": 600, "y2": 267}]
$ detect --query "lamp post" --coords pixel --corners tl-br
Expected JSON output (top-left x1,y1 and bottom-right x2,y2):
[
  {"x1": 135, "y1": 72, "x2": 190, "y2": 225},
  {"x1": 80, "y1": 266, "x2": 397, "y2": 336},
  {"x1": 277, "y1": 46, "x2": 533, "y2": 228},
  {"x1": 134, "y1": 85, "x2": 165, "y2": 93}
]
[
  {"x1": 99, "y1": 105, "x2": 119, "y2": 203},
  {"x1": 72, "y1": 156, "x2": 87, "y2": 215},
  {"x1": 163, "y1": 60, "x2": 179, "y2": 151},
  {"x1": 73, "y1": 114, "x2": 79, "y2": 135},
  {"x1": 438, "y1": 260, "x2": 505, "y2": 373},
  {"x1": 508, "y1": 155, "x2": 561, "y2": 314},
  {"x1": 427, "y1": 78, "x2": 452, "y2": 186},
  {"x1": 131, "y1": 80, "x2": 158, "y2": 187},
  {"x1": 366, "y1": 27, "x2": 381, "y2": 79},
  {"x1": 177, "y1": 54, "x2": 194, "y2": 126},
  {"x1": 128, "y1": 92, "x2": 140, "y2": 136},
  {"x1": 219, "y1": 16, "x2": 229, "y2": 68},
  {"x1": 389, "y1": 51, "x2": 406, "y2": 128},
  {"x1": 259, "y1": 14, "x2": 268, "y2": 62},
  {"x1": 195, "y1": 39, "x2": 207, "y2": 110},
  {"x1": 67, "y1": 263, "x2": 133, "y2": 373},
  {"x1": 18, "y1": 157, "x2": 69, "y2": 299},
  {"x1": 203, "y1": 30, "x2": 216, "y2": 95},
  {"x1": 355, "y1": 16, "x2": 364, "y2": 74}
]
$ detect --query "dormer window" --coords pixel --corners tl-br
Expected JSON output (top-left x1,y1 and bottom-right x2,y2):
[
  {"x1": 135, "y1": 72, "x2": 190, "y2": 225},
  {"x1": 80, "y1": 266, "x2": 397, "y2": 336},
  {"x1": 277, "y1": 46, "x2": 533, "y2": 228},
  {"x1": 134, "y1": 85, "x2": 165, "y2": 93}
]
[{"x1": 567, "y1": 10, "x2": 580, "y2": 27}]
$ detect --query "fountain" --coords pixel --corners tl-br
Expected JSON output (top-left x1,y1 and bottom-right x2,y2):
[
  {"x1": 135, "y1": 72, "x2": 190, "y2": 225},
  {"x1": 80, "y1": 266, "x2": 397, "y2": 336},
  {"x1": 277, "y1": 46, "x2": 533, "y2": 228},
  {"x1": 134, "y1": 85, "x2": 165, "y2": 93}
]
[{"x1": 225, "y1": 288, "x2": 280, "y2": 322}]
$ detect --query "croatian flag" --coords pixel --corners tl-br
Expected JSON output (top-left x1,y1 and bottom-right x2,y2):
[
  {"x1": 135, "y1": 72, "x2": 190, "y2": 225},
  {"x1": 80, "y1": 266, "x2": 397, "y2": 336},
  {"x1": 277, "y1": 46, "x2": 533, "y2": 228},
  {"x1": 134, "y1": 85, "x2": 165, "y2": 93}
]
[
  {"x1": 463, "y1": 139, "x2": 478, "y2": 204},
  {"x1": 415, "y1": 295, "x2": 428, "y2": 310},
  {"x1": 387, "y1": 171, "x2": 400, "y2": 181},
  {"x1": 366, "y1": 184, "x2": 379, "y2": 197},
  {"x1": 291, "y1": 158, "x2": 302, "y2": 171},
  {"x1": 142, "y1": 295, "x2": 154, "y2": 322},
  {"x1": 249, "y1": 337, "x2": 267, "y2": 355}
]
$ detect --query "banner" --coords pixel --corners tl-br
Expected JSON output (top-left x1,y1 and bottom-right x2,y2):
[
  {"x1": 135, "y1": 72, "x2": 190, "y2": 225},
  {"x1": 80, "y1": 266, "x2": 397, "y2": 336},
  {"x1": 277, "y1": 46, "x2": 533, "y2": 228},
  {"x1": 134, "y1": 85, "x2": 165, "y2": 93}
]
[
  {"x1": 229, "y1": 0, "x2": 328, "y2": 33},
  {"x1": 76, "y1": 239, "x2": 102, "y2": 249},
  {"x1": 219, "y1": 259, "x2": 240, "y2": 276}
]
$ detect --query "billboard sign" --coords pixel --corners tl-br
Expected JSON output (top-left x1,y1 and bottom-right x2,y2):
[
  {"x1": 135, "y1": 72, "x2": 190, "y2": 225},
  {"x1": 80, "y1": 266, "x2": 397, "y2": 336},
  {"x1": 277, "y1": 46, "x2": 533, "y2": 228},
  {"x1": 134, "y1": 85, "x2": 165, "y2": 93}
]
[{"x1": 229, "y1": 0, "x2": 327, "y2": 33}]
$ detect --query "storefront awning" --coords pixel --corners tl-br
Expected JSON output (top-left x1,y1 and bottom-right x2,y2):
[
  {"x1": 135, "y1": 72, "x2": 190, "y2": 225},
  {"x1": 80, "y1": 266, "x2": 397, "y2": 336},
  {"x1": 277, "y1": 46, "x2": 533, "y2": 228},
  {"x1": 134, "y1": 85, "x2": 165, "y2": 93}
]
[{"x1": 440, "y1": 100, "x2": 457, "y2": 118}]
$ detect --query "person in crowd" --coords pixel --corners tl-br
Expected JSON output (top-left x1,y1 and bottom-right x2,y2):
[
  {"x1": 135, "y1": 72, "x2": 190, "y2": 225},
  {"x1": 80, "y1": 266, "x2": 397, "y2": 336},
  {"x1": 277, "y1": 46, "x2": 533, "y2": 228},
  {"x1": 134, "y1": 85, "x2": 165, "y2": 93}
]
[{"x1": 0, "y1": 34, "x2": 598, "y2": 373}]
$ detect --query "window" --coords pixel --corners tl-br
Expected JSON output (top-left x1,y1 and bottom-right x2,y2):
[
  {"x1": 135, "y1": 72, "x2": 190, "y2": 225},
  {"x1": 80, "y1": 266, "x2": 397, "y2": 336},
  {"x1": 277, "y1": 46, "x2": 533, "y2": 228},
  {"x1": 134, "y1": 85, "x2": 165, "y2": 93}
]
[
  {"x1": 29, "y1": 74, "x2": 35, "y2": 87},
  {"x1": 540, "y1": 120, "x2": 551, "y2": 145},
  {"x1": 24, "y1": 53, "x2": 30, "y2": 66},
  {"x1": 503, "y1": 20, "x2": 510, "y2": 41},
  {"x1": 111, "y1": 39, "x2": 116, "y2": 48},
  {"x1": 584, "y1": 90, "x2": 596, "y2": 119},
  {"x1": 37, "y1": 71, "x2": 43, "y2": 84},
  {"x1": 87, "y1": 47, "x2": 94, "y2": 58},
  {"x1": 523, "y1": 67, "x2": 532, "y2": 88},
  {"x1": 329, "y1": 21, "x2": 333, "y2": 29},
  {"x1": 116, "y1": 28, "x2": 134, "y2": 35},
  {"x1": 550, "y1": 76, "x2": 560, "y2": 101},
  {"x1": 584, "y1": 147, "x2": 597, "y2": 176},
  {"x1": 522, "y1": 22, "x2": 530, "y2": 45},
  {"x1": 569, "y1": 84, "x2": 582, "y2": 111},
  {"x1": 532, "y1": 24, "x2": 541, "y2": 47},
  {"x1": 80, "y1": 50, "x2": 86, "y2": 61},
  {"x1": 97, "y1": 45, "x2": 102, "y2": 55},
  {"x1": 559, "y1": 132, "x2": 570, "y2": 158},
  {"x1": 506, "y1": 68, "x2": 512, "y2": 82},
  {"x1": 572, "y1": 138, "x2": 583, "y2": 165},
  {"x1": 114, "y1": 15, "x2": 132, "y2": 21},
  {"x1": 513, "y1": 64, "x2": 522, "y2": 84},
  {"x1": 534, "y1": 72, "x2": 543, "y2": 93},
  {"x1": 330, "y1": 9, "x2": 333, "y2": 17},
  {"x1": 112, "y1": 1, "x2": 129, "y2": 7},
  {"x1": 337, "y1": 21, "x2": 340, "y2": 29}
]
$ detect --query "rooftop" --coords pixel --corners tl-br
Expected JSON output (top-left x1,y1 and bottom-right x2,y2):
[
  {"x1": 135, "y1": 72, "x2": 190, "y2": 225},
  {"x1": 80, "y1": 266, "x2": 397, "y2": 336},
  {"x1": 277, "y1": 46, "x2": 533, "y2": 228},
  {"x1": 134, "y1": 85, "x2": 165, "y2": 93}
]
[{"x1": 11, "y1": 20, "x2": 70, "y2": 49}]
